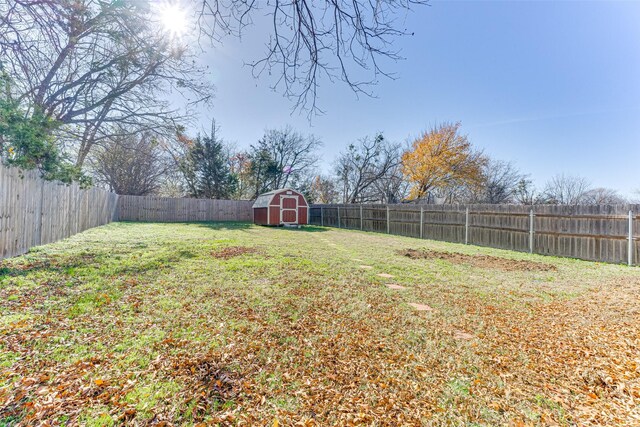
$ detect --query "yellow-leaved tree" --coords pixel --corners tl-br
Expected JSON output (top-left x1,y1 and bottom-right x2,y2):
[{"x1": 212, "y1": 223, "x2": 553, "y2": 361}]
[{"x1": 402, "y1": 122, "x2": 487, "y2": 202}]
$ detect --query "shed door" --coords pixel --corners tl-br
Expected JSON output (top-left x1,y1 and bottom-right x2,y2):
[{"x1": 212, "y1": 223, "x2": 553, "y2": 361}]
[{"x1": 280, "y1": 196, "x2": 298, "y2": 224}]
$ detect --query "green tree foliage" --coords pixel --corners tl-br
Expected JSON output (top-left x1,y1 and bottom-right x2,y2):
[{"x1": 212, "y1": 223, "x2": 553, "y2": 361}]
[
  {"x1": 247, "y1": 148, "x2": 281, "y2": 198},
  {"x1": 0, "y1": 75, "x2": 88, "y2": 184},
  {"x1": 177, "y1": 123, "x2": 237, "y2": 199}
]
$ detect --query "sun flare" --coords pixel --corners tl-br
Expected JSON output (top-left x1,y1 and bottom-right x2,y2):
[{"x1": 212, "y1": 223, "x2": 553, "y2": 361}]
[{"x1": 158, "y1": 2, "x2": 189, "y2": 38}]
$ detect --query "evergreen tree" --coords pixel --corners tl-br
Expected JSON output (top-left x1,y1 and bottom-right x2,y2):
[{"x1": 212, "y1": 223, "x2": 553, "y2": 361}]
[{"x1": 179, "y1": 121, "x2": 237, "y2": 199}]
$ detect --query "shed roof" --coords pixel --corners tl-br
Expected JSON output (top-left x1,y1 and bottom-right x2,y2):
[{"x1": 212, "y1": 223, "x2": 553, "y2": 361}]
[{"x1": 252, "y1": 188, "x2": 299, "y2": 208}]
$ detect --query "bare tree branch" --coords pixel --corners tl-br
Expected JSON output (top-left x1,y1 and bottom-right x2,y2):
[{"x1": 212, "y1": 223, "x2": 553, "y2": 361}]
[
  {"x1": 0, "y1": 0, "x2": 212, "y2": 167},
  {"x1": 89, "y1": 130, "x2": 170, "y2": 195},
  {"x1": 334, "y1": 133, "x2": 401, "y2": 203},
  {"x1": 197, "y1": 0, "x2": 429, "y2": 115},
  {"x1": 542, "y1": 174, "x2": 591, "y2": 205}
]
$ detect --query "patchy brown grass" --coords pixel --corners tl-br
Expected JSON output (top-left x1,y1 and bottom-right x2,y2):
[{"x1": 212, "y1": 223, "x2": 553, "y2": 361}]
[
  {"x1": 399, "y1": 248, "x2": 558, "y2": 272},
  {"x1": 211, "y1": 246, "x2": 257, "y2": 259}
]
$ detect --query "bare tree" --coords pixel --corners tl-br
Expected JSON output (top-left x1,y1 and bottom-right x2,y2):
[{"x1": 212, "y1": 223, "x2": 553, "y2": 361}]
[
  {"x1": 248, "y1": 127, "x2": 321, "y2": 197},
  {"x1": 513, "y1": 178, "x2": 541, "y2": 205},
  {"x1": 542, "y1": 174, "x2": 591, "y2": 205},
  {"x1": 196, "y1": 0, "x2": 429, "y2": 113},
  {"x1": 0, "y1": 1, "x2": 211, "y2": 168},
  {"x1": 90, "y1": 131, "x2": 170, "y2": 195},
  {"x1": 334, "y1": 133, "x2": 401, "y2": 203},
  {"x1": 582, "y1": 187, "x2": 627, "y2": 205},
  {"x1": 469, "y1": 160, "x2": 527, "y2": 204},
  {"x1": 371, "y1": 162, "x2": 409, "y2": 203}
]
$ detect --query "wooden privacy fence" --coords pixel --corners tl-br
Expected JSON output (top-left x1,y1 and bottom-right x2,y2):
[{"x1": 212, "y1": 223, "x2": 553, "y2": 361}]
[
  {"x1": 0, "y1": 164, "x2": 118, "y2": 260},
  {"x1": 118, "y1": 195, "x2": 253, "y2": 222},
  {"x1": 1, "y1": 165, "x2": 253, "y2": 261},
  {"x1": 310, "y1": 203, "x2": 640, "y2": 266}
]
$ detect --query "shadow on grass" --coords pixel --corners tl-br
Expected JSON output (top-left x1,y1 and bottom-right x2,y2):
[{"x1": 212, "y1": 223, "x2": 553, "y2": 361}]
[
  {"x1": 0, "y1": 244, "x2": 199, "y2": 280},
  {"x1": 194, "y1": 222, "x2": 254, "y2": 231},
  {"x1": 116, "y1": 220, "x2": 254, "y2": 231},
  {"x1": 0, "y1": 252, "x2": 112, "y2": 279},
  {"x1": 282, "y1": 225, "x2": 328, "y2": 233},
  {"x1": 0, "y1": 258, "x2": 75, "y2": 279},
  {"x1": 193, "y1": 222, "x2": 328, "y2": 232}
]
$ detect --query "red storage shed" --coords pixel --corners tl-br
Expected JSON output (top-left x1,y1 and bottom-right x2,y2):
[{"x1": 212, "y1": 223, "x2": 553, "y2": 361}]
[{"x1": 252, "y1": 188, "x2": 308, "y2": 226}]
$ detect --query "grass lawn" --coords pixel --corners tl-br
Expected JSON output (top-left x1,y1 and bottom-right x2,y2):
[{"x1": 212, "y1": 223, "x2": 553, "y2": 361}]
[{"x1": 1, "y1": 222, "x2": 639, "y2": 426}]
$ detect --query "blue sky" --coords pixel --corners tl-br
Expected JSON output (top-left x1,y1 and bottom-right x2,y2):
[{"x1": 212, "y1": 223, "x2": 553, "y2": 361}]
[{"x1": 190, "y1": 0, "x2": 640, "y2": 196}]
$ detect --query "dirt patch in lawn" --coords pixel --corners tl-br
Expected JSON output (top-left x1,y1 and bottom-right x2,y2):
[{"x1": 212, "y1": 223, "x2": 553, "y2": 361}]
[
  {"x1": 211, "y1": 246, "x2": 257, "y2": 259},
  {"x1": 399, "y1": 248, "x2": 557, "y2": 272}
]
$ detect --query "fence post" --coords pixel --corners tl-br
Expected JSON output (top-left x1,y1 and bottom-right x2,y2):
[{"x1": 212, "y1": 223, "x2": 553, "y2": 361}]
[
  {"x1": 35, "y1": 179, "x2": 45, "y2": 246},
  {"x1": 321, "y1": 206, "x2": 324, "y2": 226},
  {"x1": 420, "y1": 206, "x2": 424, "y2": 239},
  {"x1": 629, "y1": 210, "x2": 634, "y2": 266},
  {"x1": 464, "y1": 207, "x2": 469, "y2": 244},
  {"x1": 360, "y1": 205, "x2": 363, "y2": 230},
  {"x1": 386, "y1": 205, "x2": 390, "y2": 234},
  {"x1": 529, "y1": 209, "x2": 535, "y2": 254},
  {"x1": 337, "y1": 206, "x2": 341, "y2": 228}
]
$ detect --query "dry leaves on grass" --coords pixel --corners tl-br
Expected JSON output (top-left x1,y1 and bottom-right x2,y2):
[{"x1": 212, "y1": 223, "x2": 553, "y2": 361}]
[
  {"x1": 460, "y1": 280, "x2": 640, "y2": 426},
  {"x1": 1, "y1": 286, "x2": 446, "y2": 425},
  {"x1": 3, "y1": 224, "x2": 640, "y2": 426},
  {"x1": 9, "y1": 276, "x2": 638, "y2": 426}
]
